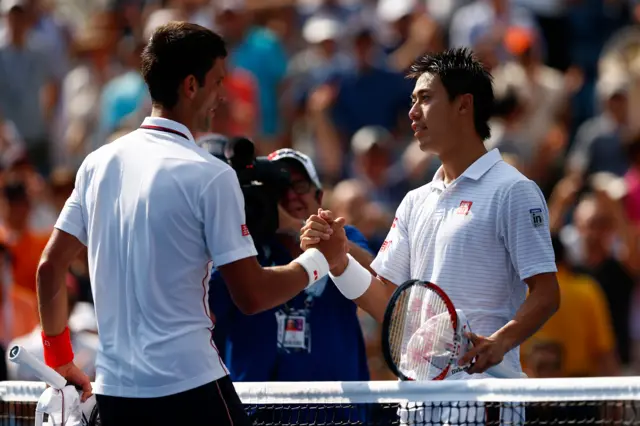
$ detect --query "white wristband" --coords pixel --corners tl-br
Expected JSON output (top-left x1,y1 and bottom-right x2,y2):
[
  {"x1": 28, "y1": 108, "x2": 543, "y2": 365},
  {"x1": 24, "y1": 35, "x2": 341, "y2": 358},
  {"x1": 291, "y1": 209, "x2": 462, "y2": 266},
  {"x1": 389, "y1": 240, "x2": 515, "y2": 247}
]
[
  {"x1": 329, "y1": 254, "x2": 372, "y2": 300},
  {"x1": 293, "y1": 248, "x2": 330, "y2": 288}
]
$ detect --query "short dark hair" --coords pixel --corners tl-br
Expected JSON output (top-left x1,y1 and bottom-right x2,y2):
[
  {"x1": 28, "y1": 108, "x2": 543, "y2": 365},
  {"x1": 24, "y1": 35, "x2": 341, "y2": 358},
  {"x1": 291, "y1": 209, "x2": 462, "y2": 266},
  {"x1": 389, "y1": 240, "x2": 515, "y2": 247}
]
[
  {"x1": 140, "y1": 21, "x2": 227, "y2": 109},
  {"x1": 407, "y1": 48, "x2": 494, "y2": 140}
]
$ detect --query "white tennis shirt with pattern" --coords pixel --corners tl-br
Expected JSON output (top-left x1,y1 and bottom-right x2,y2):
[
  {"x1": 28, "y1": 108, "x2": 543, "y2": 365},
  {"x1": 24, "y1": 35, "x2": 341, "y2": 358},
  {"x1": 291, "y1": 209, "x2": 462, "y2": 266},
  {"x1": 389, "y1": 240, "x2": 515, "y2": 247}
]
[{"x1": 371, "y1": 148, "x2": 557, "y2": 377}]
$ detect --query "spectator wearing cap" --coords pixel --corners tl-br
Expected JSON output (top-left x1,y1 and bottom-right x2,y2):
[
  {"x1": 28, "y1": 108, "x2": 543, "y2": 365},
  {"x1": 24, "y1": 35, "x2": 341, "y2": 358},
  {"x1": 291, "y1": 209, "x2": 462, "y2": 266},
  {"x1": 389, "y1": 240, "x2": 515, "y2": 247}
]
[
  {"x1": 0, "y1": 0, "x2": 57, "y2": 176},
  {"x1": 287, "y1": 14, "x2": 353, "y2": 112},
  {"x1": 308, "y1": 26, "x2": 413, "y2": 180},
  {"x1": 566, "y1": 70, "x2": 631, "y2": 180},
  {"x1": 349, "y1": 125, "x2": 413, "y2": 212},
  {"x1": 209, "y1": 148, "x2": 373, "y2": 423}
]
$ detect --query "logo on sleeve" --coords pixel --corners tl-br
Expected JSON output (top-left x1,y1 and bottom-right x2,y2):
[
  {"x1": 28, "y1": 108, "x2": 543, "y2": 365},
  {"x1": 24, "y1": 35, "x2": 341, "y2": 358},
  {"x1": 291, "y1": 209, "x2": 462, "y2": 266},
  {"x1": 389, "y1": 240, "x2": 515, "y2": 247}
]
[
  {"x1": 241, "y1": 224, "x2": 250, "y2": 236},
  {"x1": 530, "y1": 208, "x2": 544, "y2": 228},
  {"x1": 380, "y1": 240, "x2": 392, "y2": 252}
]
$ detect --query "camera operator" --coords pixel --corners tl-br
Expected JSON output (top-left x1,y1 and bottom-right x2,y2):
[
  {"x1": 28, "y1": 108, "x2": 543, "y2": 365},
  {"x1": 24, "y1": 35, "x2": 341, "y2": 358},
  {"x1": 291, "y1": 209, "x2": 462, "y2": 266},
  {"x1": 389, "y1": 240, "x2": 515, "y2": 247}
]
[
  {"x1": 209, "y1": 148, "x2": 374, "y2": 423},
  {"x1": 36, "y1": 23, "x2": 347, "y2": 426}
]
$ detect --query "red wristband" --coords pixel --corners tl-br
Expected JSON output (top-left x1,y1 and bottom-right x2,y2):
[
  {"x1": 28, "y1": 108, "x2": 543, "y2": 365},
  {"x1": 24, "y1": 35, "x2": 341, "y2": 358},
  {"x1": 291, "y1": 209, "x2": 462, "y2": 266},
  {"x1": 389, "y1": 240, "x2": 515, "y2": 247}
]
[{"x1": 42, "y1": 327, "x2": 74, "y2": 368}]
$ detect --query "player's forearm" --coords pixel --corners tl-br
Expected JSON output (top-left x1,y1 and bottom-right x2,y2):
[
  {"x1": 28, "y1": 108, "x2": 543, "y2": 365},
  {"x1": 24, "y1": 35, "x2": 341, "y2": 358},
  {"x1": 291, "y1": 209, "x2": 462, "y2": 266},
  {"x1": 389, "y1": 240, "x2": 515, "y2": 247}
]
[
  {"x1": 353, "y1": 276, "x2": 396, "y2": 323},
  {"x1": 233, "y1": 262, "x2": 309, "y2": 315},
  {"x1": 491, "y1": 276, "x2": 560, "y2": 353},
  {"x1": 36, "y1": 261, "x2": 70, "y2": 336}
]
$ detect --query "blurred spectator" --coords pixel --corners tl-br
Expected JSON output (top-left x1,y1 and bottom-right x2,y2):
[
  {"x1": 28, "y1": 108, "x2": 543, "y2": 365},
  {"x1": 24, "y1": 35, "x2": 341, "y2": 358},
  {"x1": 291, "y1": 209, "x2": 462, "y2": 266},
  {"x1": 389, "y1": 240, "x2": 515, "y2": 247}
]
[
  {"x1": 0, "y1": 0, "x2": 57, "y2": 176},
  {"x1": 0, "y1": 242, "x2": 39, "y2": 348},
  {"x1": 522, "y1": 340, "x2": 563, "y2": 378},
  {"x1": 0, "y1": 179, "x2": 49, "y2": 296},
  {"x1": 566, "y1": 70, "x2": 631, "y2": 180},
  {"x1": 217, "y1": 0, "x2": 289, "y2": 153},
  {"x1": 521, "y1": 235, "x2": 619, "y2": 378}
]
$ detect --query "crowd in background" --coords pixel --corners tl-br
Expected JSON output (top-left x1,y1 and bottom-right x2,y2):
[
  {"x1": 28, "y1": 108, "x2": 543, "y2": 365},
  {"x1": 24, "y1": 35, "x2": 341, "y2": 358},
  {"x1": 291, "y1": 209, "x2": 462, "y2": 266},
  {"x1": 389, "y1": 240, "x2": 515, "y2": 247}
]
[{"x1": 1, "y1": 0, "x2": 640, "y2": 384}]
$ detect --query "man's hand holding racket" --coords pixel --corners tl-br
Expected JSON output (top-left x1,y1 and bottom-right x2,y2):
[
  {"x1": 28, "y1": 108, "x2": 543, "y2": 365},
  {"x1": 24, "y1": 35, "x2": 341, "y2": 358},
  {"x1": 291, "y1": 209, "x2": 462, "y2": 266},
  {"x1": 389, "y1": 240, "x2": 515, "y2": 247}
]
[{"x1": 458, "y1": 332, "x2": 510, "y2": 375}]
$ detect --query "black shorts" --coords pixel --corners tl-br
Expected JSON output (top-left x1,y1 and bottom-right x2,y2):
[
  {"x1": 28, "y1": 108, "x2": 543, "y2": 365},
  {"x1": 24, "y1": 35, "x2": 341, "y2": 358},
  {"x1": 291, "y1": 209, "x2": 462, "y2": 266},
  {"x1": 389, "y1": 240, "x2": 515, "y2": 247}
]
[{"x1": 95, "y1": 375, "x2": 251, "y2": 426}]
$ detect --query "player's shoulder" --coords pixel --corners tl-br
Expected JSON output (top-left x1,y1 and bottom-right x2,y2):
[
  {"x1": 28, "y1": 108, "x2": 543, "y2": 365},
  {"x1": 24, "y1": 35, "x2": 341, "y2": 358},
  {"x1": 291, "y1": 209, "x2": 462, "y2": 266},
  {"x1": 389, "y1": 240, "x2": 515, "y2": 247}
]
[{"x1": 488, "y1": 161, "x2": 544, "y2": 201}]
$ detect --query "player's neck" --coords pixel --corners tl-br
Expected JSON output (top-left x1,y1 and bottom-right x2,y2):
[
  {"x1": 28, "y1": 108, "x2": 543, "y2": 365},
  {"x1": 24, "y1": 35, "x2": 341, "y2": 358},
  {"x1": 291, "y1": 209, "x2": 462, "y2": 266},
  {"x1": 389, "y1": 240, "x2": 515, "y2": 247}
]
[
  {"x1": 150, "y1": 105, "x2": 196, "y2": 136},
  {"x1": 439, "y1": 139, "x2": 487, "y2": 185}
]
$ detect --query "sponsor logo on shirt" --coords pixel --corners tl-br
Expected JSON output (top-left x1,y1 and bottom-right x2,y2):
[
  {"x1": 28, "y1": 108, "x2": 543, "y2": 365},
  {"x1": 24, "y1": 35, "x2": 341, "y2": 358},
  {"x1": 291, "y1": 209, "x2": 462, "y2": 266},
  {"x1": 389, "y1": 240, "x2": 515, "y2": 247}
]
[
  {"x1": 530, "y1": 208, "x2": 544, "y2": 228},
  {"x1": 457, "y1": 201, "x2": 473, "y2": 215},
  {"x1": 241, "y1": 224, "x2": 250, "y2": 236},
  {"x1": 380, "y1": 240, "x2": 392, "y2": 252}
]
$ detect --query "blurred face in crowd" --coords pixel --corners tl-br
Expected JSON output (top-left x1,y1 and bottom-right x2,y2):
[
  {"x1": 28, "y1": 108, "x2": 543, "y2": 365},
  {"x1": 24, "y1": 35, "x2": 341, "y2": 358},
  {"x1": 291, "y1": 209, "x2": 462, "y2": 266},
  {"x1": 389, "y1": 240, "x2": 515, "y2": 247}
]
[
  {"x1": 354, "y1": 31, "x2": 375, "y2": 68},
  {"x1": 279, "y1": 165, "x2": 321, "y2": 220},
  {"x1": 190, "y1": 58, "x2": 226, "y2": 132},
  {"x1": 524, "y1": 344, "x2": 562, "y2": 378},
  {"x1": 356, "y1": 145, "x2": 390, "y2": 185},
  {"x1": 6, "y1": 6, "x2": 29, "y2": 41},
  {"x1": 606, "y1": 92, "x2": 628, "y2": 125},
  {"x1": 574, "y1": 198, "x2": 615, "y2": 253},
  {"x1": 216, "y1": 9, "x2": 246, "y2": 43},
  {"x1": 409, "y1": 73, "x2": 464, "y2": 155}
]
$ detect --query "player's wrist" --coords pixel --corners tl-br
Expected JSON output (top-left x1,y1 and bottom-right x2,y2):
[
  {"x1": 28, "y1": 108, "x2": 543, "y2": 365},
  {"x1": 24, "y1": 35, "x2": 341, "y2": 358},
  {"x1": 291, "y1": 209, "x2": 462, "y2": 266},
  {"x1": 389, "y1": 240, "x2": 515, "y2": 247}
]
[
  {"x1": 292, "y1": 248, "x2": 330, "y2": 288},
  {"x1": 41, "y1": 326, "x2": 74, "y2": 369},
  {"x1": 329, "y1": 254, "x2": 349, "y2": 276},
  {"x1": 329, "y1": 254, "x2": 371, "y2": 300}
]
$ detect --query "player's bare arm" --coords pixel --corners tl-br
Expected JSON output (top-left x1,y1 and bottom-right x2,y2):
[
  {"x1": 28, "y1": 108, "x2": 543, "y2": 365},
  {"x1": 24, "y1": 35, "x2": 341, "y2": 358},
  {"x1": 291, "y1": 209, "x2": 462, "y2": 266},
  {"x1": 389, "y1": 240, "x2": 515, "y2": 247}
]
[
  {"x1": 37, "y1": 228, "x2": 92, "y2": 400},
  {"x1": 300, "y1": 212, "x2": 396, "y2": 323},
  {"x1": 460, "y1": 272, "x2": 560, "y2": 374},
  {"x1": 218, "y1": 218, "x2": 349, "y2": 315}
]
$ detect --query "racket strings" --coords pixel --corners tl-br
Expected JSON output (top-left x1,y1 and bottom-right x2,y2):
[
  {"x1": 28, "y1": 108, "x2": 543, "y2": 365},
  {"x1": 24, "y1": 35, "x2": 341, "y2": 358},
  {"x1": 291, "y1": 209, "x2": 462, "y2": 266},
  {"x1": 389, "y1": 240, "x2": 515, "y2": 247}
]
[{"x1": 394, "y1": 286, "x2": 457, "y2": 380}]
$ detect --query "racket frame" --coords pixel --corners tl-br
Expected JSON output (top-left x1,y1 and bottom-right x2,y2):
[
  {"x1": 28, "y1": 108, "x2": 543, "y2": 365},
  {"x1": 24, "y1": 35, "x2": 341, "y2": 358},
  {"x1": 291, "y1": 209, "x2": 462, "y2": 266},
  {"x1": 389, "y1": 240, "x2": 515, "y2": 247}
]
[{"x1": 382, "y1": 279, "x2": 460, "y2": 381}]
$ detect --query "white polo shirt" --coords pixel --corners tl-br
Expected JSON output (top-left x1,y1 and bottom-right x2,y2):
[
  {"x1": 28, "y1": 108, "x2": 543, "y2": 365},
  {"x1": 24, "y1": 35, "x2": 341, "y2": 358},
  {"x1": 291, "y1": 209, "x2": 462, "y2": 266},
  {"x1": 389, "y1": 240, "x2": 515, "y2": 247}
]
[
  {"x1": 371, "y1": 148, "x2": 556, "y2": 377},
  {"x1": 54, "y1": 117, "x2": 258, "y2": 398}
]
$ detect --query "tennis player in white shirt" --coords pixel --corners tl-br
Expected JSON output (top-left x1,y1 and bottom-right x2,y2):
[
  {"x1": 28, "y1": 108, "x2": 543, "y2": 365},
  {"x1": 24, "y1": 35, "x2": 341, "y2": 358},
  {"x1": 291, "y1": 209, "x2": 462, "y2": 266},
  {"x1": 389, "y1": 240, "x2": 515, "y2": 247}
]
[
  {"x1": 35, "y1": 22, "x2": 348, "y2": 426},
  {"x1": 301, "y1": 48, "x2": 560, "y2": 380}
]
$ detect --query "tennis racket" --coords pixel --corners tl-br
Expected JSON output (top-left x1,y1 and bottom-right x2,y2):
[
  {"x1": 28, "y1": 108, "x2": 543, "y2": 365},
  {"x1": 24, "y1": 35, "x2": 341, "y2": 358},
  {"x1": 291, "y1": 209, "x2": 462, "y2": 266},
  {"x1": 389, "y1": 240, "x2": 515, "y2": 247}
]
[{"x1": 381, "y1": 279, "x2": 525, "y2": 381}]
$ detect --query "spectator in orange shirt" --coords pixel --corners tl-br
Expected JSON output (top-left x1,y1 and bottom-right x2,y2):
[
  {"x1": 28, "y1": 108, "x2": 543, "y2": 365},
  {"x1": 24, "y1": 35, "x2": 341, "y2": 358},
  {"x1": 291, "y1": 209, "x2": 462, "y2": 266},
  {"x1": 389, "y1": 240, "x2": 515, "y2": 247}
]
[
  {"x1": 0, "y1": 179, "x2": 50, "y2": 296},
  {"x1": 521, "y1": 236, "x2": 620, "y2": 377},
  {"x1": 0, "y1": 242, "x2": 39, "y2": 347}
]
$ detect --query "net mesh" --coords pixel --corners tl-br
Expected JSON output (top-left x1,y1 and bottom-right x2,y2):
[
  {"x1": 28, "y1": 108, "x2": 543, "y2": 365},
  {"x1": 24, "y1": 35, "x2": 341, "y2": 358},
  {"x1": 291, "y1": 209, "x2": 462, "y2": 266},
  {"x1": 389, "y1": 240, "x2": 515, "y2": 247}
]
[{"x1": 1, "y1": 377, "x2": 640, "y2": 425}]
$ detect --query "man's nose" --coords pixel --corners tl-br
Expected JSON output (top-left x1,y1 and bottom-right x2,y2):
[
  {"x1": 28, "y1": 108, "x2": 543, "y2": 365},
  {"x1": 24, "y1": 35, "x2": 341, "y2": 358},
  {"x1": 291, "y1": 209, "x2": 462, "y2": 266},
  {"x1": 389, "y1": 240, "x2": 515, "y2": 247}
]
[{"x1": 409, "y1": 104, "x2": 421, "y2": 120}]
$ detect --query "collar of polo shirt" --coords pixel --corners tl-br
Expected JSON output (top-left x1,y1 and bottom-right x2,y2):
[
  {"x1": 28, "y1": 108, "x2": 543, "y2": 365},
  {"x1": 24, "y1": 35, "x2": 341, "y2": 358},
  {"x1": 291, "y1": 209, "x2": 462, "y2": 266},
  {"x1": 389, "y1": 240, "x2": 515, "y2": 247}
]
[
  {"x1": 140, "y1": 117, "x2": 196, "y2": 143},
  {"x1": 432, "y1": 148, "x2": 502, "y2": 189}
]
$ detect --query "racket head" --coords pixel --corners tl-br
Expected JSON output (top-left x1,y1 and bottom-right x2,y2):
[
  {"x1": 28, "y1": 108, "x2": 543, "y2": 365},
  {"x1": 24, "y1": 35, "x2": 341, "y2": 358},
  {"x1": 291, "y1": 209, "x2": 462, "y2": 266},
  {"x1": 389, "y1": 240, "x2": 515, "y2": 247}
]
[{"x1": 382, "y1": 279, "x2": 461, "y2": 381}]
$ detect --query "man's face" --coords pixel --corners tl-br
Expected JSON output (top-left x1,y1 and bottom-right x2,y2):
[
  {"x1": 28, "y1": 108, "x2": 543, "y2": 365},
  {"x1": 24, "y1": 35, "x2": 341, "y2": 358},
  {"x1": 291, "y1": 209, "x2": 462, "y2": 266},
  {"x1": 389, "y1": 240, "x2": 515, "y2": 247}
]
[
  {"x1": 574, "y1": 200, "x2": 615, "y2": 252},
  {"x1": 409, "y1": 73, "x2": 459, "y2": 155},
  {"x1": 279, "y1": 167, "x2": 320, "y2": 220},
  {"x1": 192, "y1": 58, "x2": 226, "y2": 133}
]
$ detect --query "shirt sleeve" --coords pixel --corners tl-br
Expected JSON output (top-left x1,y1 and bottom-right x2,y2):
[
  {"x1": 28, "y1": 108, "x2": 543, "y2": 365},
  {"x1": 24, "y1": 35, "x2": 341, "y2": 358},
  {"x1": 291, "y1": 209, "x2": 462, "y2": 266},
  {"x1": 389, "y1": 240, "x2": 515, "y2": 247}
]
[
  {"x1": 54, "y1": 162, "x2": 88, "y2": 245},
  {"x1": 370, "y1": 193, "x2": 413, "y2": 286},
  {"x1": 498, "y1": 179, "x2": 557, "y2": 281},
  {"x1": 201, "y1": 168, "x2": 258, "y2": 267}
]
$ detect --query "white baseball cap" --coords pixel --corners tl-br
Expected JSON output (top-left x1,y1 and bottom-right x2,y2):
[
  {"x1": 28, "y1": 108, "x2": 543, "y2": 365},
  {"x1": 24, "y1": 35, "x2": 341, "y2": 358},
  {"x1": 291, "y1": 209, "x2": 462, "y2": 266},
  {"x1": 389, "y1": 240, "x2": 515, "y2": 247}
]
[
  {"x1": 302, "y1": 15, "x2": 342, "y2": 44},
  {"x1": 377, "y1": 0, "x2": 416, "y2": 22},
  {"x1": 267, "y1": 148, "x2": 322, "y2": 189}
]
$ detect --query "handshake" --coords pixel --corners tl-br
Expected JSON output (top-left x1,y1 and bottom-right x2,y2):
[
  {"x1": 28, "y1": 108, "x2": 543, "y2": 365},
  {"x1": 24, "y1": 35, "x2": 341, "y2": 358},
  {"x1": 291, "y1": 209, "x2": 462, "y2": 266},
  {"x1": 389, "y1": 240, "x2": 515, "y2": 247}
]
[{"x1": 299, "y1": 209, "x2": 350, "y2": 276}]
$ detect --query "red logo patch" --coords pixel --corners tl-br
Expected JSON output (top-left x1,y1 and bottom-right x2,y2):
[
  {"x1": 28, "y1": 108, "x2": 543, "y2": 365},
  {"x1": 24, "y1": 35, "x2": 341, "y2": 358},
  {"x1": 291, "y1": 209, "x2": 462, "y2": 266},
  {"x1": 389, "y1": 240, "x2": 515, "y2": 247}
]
[
  {"x1": 380, "y1": 240, "x2": 392, "y2": 252},
  {"x1": 241, "y1": 224, "x2": 250, "y2": 236},
  {"x1": 313, "y1": 270, "x2": 319, "y2": 280},
  {"x1": 457, "y1": 201, "x2": 473, "y2": 215},
  {"x1": 391, "y1": 217, "x2": 398, "y2": 228}
]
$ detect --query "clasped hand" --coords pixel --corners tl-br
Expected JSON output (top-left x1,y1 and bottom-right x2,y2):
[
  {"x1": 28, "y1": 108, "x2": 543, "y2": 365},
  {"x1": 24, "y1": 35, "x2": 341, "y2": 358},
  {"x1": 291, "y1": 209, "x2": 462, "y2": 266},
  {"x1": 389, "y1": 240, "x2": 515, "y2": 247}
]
[{"x1": 300, "y1": 209, "x2": 349, "y2": 273}]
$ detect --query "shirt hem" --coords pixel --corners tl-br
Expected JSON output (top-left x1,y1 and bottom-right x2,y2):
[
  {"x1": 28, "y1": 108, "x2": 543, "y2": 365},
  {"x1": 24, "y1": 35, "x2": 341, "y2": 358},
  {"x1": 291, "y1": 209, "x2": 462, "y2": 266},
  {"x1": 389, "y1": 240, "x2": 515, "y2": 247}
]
[
  {"x1": 92, "y1": 369, "x2": 228, "y2": 398},
  {"x1": 519, "y1": 263, "x2": 558, "y2": 281},
  {"x1": 54, "y1": 221, "x2": 87, "y2": 245}
]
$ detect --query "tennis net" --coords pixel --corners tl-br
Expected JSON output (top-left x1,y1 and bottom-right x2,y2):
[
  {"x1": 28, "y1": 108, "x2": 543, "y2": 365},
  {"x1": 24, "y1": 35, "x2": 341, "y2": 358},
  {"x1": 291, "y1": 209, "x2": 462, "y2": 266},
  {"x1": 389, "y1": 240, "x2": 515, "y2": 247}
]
[{"x1": 1, "y1": 377, "x2": 640, "y2": 425}]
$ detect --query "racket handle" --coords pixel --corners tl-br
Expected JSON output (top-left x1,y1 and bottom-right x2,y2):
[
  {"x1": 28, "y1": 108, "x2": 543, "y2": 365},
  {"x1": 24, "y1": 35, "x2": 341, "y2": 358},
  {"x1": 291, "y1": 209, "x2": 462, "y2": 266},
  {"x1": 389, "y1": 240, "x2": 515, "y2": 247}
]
[
  {"x1": 486, "y1": 362, "x2": 527, "y2": 379},
  {"x1": 8, "y1": 345, "x2": 68, "y2": 389}
]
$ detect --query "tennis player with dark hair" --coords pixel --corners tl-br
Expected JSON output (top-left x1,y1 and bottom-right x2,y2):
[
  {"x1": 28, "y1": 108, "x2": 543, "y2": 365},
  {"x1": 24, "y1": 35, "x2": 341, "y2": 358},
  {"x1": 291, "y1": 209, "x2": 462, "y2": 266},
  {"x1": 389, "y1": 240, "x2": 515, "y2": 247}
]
[
  {"x1": 301, "y1": 48, "x2": 560, "y2": 381},
  {"x1": 36, "y1": 22, "x2": 347, "y2": 426}
]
